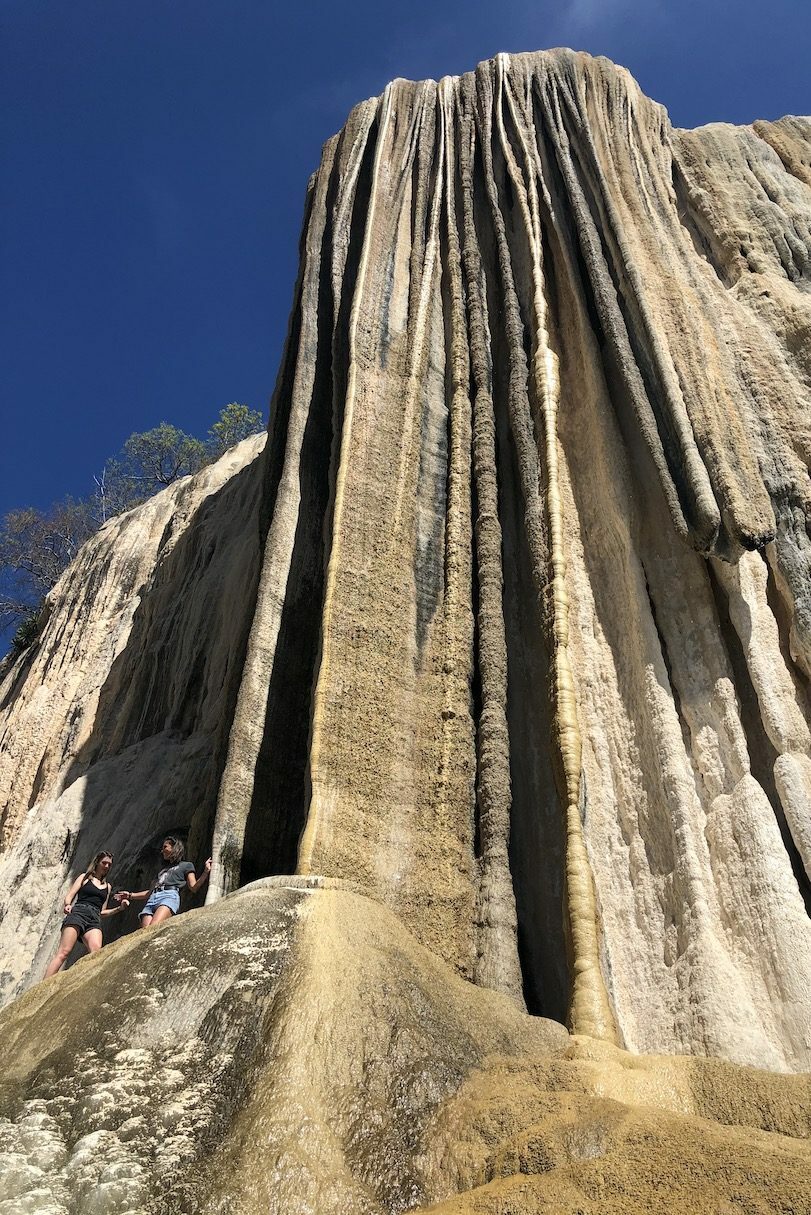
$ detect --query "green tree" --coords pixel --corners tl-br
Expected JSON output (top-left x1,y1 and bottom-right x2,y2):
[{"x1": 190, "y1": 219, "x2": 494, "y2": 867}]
[
  {"x1": 93, "y1": 423, "x2": 209, "y2": 521},
  {"x1": 121, "y1": 422, "x2": 207, "y2": 491},
  {"x1": 207, "y1": 403, "x2": 264, "y2": 458},
  {"x1": 0, "y1": 498, "x2": 97, "y2": 639},
  {"x1": 2, "y1": 405, "x2": 264, "y2": 659}
]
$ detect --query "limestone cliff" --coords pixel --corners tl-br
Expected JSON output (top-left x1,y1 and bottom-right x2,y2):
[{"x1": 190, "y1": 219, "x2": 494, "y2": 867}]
[
  {"x1": 1, "y1": 47, "x2": 811, "y2": 1214},
  {"x1": 207, "y1": 49, "x2": 811, "y2": 1069},
  {"x1": 0, "y1": 435, "x2": 267, "y2": 996}
]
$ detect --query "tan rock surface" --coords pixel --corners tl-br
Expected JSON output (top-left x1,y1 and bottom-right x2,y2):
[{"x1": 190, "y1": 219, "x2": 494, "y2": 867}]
[
  {"x1": 0, "y1": 887, "x2": 808, "y2": 1214},
  {"x1": 0, "y1": 434, "x2": 266, "y2": 1002},
  {"x1": 0, "y1": 55, "x2": 809, "y2": 1214},
  {"x1": 212, "y1": 47, "x2": 810, "y2": 1065}
]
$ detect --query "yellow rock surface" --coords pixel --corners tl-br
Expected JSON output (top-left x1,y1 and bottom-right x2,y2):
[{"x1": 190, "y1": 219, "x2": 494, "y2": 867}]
[
  {"x1": 0, "y1": 887, "x2": 808, "y2": 1214},
  {"x1": 1, "y1": 47, "x2": 811, "y2": 1212}
]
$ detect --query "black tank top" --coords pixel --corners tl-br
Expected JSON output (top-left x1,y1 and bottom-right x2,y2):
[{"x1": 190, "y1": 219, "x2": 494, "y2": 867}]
[{"x1": 74, "y1": 878, "x2": 108, "y2": 910}]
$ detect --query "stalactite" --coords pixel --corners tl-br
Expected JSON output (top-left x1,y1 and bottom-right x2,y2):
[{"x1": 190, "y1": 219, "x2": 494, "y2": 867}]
[
  {"x1": 456, "y1": 82, "x2": 524, "y2": 1003},
  {"x1": 391, "y1": 86, "x2": 444, "y2": 541},
  {"x1": 435, "y1": 80, "x2": 479, "y2": 990},
  {"x1": 537, "y1": 74, "x2": 718, "y2": 552},
  {"x1": 209, "y1": 103, "x2": 381, "y2": 899},
  {"x1": 206, "y1": 152, "x2": 333, "y2": 900},
  {"x1": 298, "y1": 85, "x2": 394, "y2": 875},
  {"x1": 480, "y1": 56, "x2": 615, "y2": 1041}
]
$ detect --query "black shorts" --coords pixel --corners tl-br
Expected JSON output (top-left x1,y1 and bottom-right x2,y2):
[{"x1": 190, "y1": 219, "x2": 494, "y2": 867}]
[{"x1": 62, "y1": 903, "x2": 102, "y2": 938}]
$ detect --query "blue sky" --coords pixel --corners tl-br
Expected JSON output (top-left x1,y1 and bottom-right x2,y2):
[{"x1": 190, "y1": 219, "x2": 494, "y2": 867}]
[{"x1": 2, "y1": 0, "x2": 809, "y2": 522}]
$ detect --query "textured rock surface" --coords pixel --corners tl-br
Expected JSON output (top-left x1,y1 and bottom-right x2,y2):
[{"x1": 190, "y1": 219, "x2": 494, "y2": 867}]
[
  {"x1": 0, "y1": 434, "x2": 267, "y2": 1000},
  {"x1": 209, "y1": 48, "x2": 809, "y2": 1067},
  {"x1": 0, "y1": 42, "x2": 810, "y2": 1120},
  {"x1": 0, "y1": 885, "x2": 809, "y2": 1215}
]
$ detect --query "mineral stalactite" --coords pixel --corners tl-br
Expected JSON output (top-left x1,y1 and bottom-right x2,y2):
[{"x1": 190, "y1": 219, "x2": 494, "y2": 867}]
[
  {"x1": 1, "y1": 45, "x2": 811, "y2": 1144},
  {"x1": 203, "y1": 48, "x2": 809, "y2": 1066}
]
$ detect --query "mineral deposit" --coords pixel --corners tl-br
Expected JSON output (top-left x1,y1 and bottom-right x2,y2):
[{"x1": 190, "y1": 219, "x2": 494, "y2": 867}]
[{"x1": 1, "y1": 48, "x2": 810, "y2": 1214}]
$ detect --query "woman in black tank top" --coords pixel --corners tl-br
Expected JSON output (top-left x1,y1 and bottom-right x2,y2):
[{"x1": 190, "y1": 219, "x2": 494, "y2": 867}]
[{"x1": 44, "y1": 851, "x2": 130, "y2": 978}]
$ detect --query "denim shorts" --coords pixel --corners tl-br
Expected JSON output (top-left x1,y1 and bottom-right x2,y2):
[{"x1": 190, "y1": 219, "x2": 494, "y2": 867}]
[{"x1": 139, "y1": 888, "x2": 181, "y2": 919}]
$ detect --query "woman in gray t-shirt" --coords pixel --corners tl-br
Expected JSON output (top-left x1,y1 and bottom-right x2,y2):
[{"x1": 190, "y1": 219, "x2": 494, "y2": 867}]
[{"x1": 122, "y1": 837, "x2": 211, "y2": 927}]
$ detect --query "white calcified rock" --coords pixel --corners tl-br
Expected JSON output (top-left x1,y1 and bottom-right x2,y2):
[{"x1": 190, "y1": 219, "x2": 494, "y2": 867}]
[
  {"x1": 0, "y1": 885, "x2": 808, "y2": 1215},
  {"x1": 1, "y1": 50, "x2": 811, "y2": 1077},
  {"x1": 0, "y1": 435, "x2": 266, "y2": 1002}
]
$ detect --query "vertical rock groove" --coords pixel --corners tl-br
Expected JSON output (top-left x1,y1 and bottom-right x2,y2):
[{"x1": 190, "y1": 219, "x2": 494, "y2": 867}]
[
  {"x1": 457, "y1": 80, "x2": 524, "y2": 1003},
  {"x1": 437, "y1": 80, "x2": 479, "y2": 992},
  {"x1": 500, "y1": 56, "x2": 616, "y2": 1041}
]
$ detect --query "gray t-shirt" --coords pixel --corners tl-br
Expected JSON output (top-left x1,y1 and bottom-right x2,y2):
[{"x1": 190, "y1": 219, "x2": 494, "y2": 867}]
[{"x1": 155, "y1": 861, "x2": 195, "y2": 890}]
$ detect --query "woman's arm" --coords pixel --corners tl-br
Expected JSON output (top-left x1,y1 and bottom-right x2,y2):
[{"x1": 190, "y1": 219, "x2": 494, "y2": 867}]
[
  {"x1": 185, "y1": 859, "x2": 212, "y2": 894},
  {"x1": 115, "y1": 887, "x2": 151, "y2": 902},
  {"x1": 101, "y1": 885, "x2": 130, "y2": 917},
  {"x1": 62, "y1": 874, "x2": 85, "y2": 915}
]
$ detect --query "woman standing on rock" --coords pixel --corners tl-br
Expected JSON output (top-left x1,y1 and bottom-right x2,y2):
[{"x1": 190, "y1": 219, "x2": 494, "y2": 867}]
[
  {"x1": 120, "y1": 837, "x2": 211, "y2": 928},
  {"x1": 44, "y1": 851, "x2": 129, "y2": 977}
]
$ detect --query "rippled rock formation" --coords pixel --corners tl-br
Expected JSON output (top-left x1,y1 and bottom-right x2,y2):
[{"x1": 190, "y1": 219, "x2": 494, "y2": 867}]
[
  {"x1": 1, "y1": 884, "x2": 809, "y2": 1214},
  {"x1": 1, "y1": 47, "x2": 811, "y2": 1213},
  {"x1": 211, "y1": 48, "x2": 811, "y2": 1067}
]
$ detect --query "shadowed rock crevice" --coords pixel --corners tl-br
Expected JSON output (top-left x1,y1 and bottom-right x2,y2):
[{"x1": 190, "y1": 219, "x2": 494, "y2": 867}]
[{"x1": 501, "y1": 416, "x2": 568, "y2": 1021}]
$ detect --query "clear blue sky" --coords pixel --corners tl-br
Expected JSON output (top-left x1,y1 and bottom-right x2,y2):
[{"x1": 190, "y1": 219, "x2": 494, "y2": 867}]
[{"x1": 2, "y1": 0, "x2": 809, "y2": 521}]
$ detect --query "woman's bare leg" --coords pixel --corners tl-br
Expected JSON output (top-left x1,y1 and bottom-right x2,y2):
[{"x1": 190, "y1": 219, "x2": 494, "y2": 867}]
[
  {"x1": 83, "y1": 928, "x2": 103, "y2": 954},
  {"x1": 149, "y1": 905, "x2": 174, "y2": 927},
  {"x1": 44, "y1": 926, "x2": 79, "y2": 977},
  {"x1": 139, "y1": 915, "x2": 153, "y2": 929}
]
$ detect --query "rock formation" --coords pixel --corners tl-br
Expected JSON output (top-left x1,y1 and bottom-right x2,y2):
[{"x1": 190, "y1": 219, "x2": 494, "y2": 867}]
[
  {"x1": 0, "y1": 435, "x2": 267, "y2": 997},
  {"x1": 1, "y1": 882, "x2": 810, "y2": 1214},
  {"x1": 1, "y1": 47, "x2": 810, "y2": 1214}
]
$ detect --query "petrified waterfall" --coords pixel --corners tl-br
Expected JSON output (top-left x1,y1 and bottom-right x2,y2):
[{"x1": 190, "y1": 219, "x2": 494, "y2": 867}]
[
  {"x1": 1, "y1": 49, "x2": 810, "y2": 1215},
  {"x1": 208, "y1": 49, "x2": 811, "y2": 1064}
]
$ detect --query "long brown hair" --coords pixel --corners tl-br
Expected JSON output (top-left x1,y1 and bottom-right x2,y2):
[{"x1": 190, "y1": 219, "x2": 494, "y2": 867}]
[
  {"x1": 161, "y1": 837, "x2": 184, "y2": 864},
  {"x1": 85, "y1": 851, "x2": 113, "y2": 879}
]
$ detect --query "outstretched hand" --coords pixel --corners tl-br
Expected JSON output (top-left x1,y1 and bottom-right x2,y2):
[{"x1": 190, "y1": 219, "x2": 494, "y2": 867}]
[{"x1": 113, "y1": 890, "x2": 130, "y2": 903}]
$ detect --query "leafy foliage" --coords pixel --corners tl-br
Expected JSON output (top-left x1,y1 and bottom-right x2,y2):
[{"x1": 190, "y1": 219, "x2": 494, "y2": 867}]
[
  {"x1": 93, "y1": 424, "x2": 207, "y2": 522},
  {"x1": 0, "y1": 498, "x2": 97, "y2": 635},
  {"x1": 208, "y1": 403, "x2": 265, "y2": 458},
  {"x1": 123, "y1": 423, "x2": 208, "y2": 489},
  {"x1": 1, "y1": 404, "x2": 265, "y2": 652},
  {"x1": 11, "y1": 605, "x2": 47, "y2": 653}
]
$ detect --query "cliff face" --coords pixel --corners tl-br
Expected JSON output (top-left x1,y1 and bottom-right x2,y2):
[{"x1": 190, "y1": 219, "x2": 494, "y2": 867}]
[
  {"x1": 0, "y1": 435, "x2": 267, "y2": 997},
  {"x1": 211, "y1": 50, "x2": 809, "y2": 1067},
  {"x1": 1, "y1": 46, "x2": 811, "y2": 1214}
]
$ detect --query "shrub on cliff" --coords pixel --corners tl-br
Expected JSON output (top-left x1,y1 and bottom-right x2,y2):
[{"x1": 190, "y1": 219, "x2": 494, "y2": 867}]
[{"x1": 0, "y1": 404, "x2": 265, "y2": 654}]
